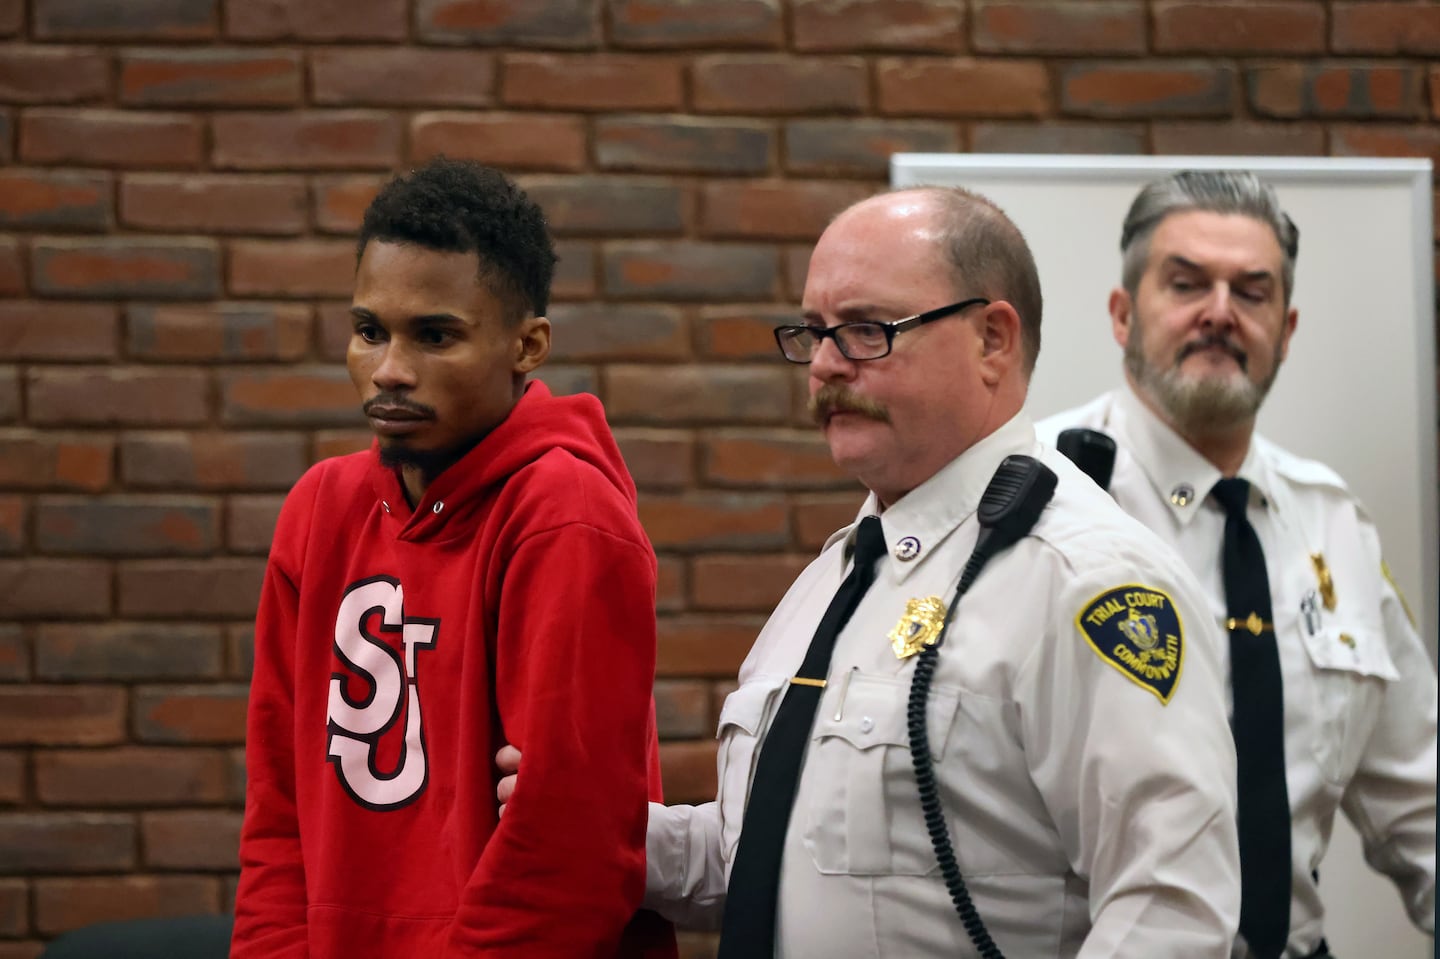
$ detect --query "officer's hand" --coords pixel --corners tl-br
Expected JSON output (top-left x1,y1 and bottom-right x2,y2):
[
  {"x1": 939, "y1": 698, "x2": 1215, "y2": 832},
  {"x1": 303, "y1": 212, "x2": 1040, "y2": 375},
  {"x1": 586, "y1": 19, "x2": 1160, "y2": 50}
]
[{"x1": 495, "y1": 745, "x2": 521, "y2": 815}]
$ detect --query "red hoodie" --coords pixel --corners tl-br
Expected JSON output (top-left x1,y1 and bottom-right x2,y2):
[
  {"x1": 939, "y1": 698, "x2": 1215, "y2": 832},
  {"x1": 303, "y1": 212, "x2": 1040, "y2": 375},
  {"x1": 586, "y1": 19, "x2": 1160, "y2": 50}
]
[{"x1": 233, "y1": 381, "x2": 677, "y2": 959}]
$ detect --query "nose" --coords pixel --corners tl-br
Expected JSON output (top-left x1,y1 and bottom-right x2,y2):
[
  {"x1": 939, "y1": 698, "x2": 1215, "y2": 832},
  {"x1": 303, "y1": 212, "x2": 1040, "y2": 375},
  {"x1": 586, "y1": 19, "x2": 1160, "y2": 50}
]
[
  {"x1": 371, "y1": 341, "x2": 417, "y2": 391},
  {"x1": 808, "y1": 333, "x2": 856, "y2": 384},
  {"x1": 1197, "y1": 283, "x2": 1238, "y2": 330}
]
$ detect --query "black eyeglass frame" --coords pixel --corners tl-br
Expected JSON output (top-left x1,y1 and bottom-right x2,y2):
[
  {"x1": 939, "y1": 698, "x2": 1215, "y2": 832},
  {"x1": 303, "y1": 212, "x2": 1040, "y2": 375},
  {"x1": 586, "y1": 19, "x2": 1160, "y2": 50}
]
[{"x1": 772, "y1": 296, "x2": 992, "y2": 364}]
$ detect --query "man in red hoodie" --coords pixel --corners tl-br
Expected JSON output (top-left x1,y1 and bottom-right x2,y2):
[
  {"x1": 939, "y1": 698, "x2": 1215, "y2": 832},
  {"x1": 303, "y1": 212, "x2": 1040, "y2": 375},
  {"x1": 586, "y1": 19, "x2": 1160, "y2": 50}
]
[{"x1": 231, "y1": 157, "x2": 676, "y2": 959}]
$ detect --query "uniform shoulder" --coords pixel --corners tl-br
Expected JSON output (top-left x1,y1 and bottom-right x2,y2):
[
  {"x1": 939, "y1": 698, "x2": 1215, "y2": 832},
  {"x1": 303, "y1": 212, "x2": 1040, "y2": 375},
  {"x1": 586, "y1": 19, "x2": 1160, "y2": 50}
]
[
  {"x1": 1256, "y1": 435, "x2": 1350, "y2": 494},
  {"x1": 1033, "y1": 392, "x2": 1114, "y2": 445}
]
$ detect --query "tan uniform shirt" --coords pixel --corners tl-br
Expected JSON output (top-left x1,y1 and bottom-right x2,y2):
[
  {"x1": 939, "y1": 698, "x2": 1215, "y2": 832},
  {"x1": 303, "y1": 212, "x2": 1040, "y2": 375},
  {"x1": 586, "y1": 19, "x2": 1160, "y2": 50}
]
[
  {"x1": 1038, "y1": 385, "x2": 1437, "y2": 957},
  {"x1": 647, "y1": 414, "x2": 1241, "y2": 957}
]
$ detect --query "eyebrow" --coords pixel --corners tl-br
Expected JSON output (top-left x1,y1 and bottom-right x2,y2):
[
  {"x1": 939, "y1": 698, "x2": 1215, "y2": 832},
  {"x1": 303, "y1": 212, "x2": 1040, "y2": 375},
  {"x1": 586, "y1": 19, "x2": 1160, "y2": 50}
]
[
  {"x1": 1163, "y1": 255, "x2": 1275, "y2": 286},
  {"x1": 348, "y1": 306, "x2": 468, "y2": 326}
]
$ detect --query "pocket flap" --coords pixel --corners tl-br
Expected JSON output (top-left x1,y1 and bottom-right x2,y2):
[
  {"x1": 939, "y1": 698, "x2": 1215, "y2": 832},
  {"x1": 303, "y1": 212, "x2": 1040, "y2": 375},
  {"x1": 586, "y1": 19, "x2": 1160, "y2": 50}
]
[
  {"x1": 1300, "y1": 626, "x2": 1399, "y2": 681},
  {"x1": 812, "y1": 673, "x2": 959, "y2": 758},
  {"x1": 717, "y1": 675, "x2": 787, "y2": 737}
]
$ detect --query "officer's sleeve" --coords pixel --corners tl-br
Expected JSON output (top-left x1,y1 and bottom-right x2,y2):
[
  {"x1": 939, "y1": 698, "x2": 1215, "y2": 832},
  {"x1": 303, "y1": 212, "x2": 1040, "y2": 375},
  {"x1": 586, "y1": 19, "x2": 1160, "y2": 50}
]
[
  {"x1": 1020, "y1": 552, "x2": 1241, "y2": 958},
  {"x1": 1339, "y1": 546, "x2": 1437, "y2": 933},
  {"x1": 644, "y1": 800, "x2": 726, "y2": 929}
]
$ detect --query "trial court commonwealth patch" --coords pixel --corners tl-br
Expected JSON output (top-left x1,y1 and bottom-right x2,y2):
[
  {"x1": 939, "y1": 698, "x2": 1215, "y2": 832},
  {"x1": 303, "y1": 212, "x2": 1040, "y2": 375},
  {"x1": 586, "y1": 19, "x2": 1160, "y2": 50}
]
[{"x1": 1077, "y1": 585, "x2": 1184, "y2": 705}]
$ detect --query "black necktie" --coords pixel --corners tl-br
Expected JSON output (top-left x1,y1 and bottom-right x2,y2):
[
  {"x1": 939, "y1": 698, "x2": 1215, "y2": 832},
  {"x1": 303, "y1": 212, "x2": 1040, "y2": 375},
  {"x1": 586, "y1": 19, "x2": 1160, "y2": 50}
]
[
  {"x1": 1212, "y1": 478, "x2": 1291, "y2": 959},
  {"x1": 717, "y1": 515, "x2": 887, "y2": 958}
]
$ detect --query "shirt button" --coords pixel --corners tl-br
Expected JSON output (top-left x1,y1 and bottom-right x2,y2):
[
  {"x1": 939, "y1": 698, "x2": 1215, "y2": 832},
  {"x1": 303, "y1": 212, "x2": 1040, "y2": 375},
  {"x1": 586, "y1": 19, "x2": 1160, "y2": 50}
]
[{"x1": 859, "y1": 716, "x2": 874, "y2": 733}]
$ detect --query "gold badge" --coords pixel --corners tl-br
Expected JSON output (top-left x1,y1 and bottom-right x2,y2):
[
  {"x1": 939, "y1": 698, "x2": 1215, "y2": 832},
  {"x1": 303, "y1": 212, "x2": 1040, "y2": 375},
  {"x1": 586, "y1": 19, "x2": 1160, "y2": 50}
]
[
  {"x1": 1310, "y1": 553, "x2": 1336, "y2": 611},
  {"x1": 889, "y1": 596, "x2": 947, "y2": 659}
]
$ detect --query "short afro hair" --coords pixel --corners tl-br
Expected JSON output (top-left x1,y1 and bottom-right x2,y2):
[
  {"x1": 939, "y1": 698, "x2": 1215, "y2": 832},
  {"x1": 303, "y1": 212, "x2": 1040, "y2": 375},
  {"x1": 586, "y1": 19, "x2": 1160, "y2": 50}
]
[{"x1": 357, "y1": 157, "x2": 557, "y2": 322}]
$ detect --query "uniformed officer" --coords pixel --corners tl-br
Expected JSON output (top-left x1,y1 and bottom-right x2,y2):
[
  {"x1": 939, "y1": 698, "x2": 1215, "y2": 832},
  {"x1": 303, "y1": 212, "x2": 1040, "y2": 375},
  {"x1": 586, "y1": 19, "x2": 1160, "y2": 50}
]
[
  {"x1": 608, "y1": 187, "x2": 1241, "y2": 956},
  {"x1": 1038, "y1": 170, "x2": 1437, "y2": 959}
]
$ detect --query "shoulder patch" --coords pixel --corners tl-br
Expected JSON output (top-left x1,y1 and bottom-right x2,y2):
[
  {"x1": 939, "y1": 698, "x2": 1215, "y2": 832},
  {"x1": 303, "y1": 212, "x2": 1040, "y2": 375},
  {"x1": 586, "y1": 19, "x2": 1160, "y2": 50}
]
[{"x1": 1077, "y1": 585, "x2": 1185, "y2": 705}]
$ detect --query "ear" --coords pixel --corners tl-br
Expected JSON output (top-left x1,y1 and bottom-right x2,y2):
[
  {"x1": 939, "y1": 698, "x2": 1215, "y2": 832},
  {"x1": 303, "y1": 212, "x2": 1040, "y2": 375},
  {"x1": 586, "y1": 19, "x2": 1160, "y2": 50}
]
[
  {"x1": 513, "y1": 315, "x2": 550, "y2": 375},
  {"x1": 975, "y1": 301, "x2": 1023, "y2": 386},
  {"x1": 1108, "y1": 287, "x2": 1133, "y2": 349},
  {"x1": 1276, "y1": 305, "x2": 1298, "y2": 363}
]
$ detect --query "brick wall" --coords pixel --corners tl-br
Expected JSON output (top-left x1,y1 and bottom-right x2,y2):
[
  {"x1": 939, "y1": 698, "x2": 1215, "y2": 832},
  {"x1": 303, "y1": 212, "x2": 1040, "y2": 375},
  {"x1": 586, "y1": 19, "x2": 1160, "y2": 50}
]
[{"x1": 1, "y1": 0, "x2": 1437, "y2": 955}]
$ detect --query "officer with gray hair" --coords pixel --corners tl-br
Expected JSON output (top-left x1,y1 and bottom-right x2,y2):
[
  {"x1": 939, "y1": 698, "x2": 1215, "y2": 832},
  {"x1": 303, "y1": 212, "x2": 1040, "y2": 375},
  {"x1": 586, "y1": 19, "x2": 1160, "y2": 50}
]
[{"x1": 1040, "y1": 169, "x2": 1437, "y2": 959}]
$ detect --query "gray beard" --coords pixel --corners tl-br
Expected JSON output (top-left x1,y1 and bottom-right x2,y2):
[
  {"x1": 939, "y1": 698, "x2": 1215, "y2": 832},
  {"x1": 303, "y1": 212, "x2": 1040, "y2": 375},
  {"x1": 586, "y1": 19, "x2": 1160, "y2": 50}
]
[{"x1": 1124, "y1": 332, "x2": 1279, "y2": 435}]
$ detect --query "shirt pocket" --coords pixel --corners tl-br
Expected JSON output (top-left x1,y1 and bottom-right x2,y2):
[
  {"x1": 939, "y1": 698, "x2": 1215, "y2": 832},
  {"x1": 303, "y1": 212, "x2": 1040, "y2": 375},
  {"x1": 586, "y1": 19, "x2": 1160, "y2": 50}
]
[
  {"x1": 801, "y1": 672, "x2": 960, "y2": 877},
  {"x1": 716, "y1": 675, "x2": 788, "y2": 861},
  {"x1": 1299, "y1": 623, "x2": 1397, "y2": 786}
]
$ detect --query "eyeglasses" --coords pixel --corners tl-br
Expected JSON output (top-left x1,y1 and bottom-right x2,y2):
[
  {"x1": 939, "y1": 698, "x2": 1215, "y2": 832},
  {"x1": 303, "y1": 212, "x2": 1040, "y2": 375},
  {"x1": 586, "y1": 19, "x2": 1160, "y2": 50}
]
[{"x1": 773, "y1": 297, "x2": 991, "y2": 364}]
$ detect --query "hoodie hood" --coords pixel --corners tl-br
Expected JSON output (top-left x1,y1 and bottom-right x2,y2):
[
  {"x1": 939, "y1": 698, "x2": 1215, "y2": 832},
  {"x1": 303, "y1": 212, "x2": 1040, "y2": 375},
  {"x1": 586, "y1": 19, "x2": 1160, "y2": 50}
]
[{"x1": 367, "y1": 380, "x2": 637, "y2": 540}]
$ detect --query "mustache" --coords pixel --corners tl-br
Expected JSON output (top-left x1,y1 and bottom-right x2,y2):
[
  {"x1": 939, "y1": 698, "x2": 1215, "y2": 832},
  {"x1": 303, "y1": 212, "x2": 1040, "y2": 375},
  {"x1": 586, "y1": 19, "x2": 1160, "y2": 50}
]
[
  {"x1": 807, "y1": 384, "x2": 890, "y2": 426},
  {"x1": 1177, "y1": 333, "x2": 1247, "y2": 371},
  {"x1": 362, "y1": 393, "x2": 437, "y2": 418}
]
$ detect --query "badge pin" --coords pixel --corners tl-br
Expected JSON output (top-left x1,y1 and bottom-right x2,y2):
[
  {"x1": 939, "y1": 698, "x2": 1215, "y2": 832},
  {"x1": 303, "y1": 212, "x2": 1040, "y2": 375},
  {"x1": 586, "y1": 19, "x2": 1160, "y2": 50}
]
[
  {"x1": 893, "y1": 535, "x2": 921, "y2": 562},
  {"x1": 1170, "y1": 483, "x2": 1194, "y2": 507},
  {"x1": 889, "y1": 596, "x2": 947, "y2": 659},
  {"x1": 1310, "y1": 552, "x2": 1337, "y2": 611}
]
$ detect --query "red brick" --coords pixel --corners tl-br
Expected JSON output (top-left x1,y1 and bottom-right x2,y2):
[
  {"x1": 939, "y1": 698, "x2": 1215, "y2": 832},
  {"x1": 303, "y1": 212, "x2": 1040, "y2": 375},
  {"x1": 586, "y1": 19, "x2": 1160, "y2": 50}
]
[
  {"x1": 410, "y1": 112, "x2": 587, "y2": 173},
  {"x1": 35, "y1": 622, "x2": 222, "y2": 683},
  {"x1": 0, "y1": 169, "x2": 110, "y2": 231},
  {"x1": 1249, "y1": 64, "x2": 1426, "y2": 120},
  {"x1": 34, "y1": 876, "x2": 220, "y2": 936},
  {"x1": 783, "y1": 244, "x2": 812, "y2": 301},
  {"x1": 534, "y1": 365, "x2": 599, "y2": 397},
  {"x1": 699, "y1": 180, "x2": 872, "y2": 241},
  {"x1": 610, "y1": 0, "x2": 781, "y2": 48},
  {"x1": 226, "y1": 625, "x2": 254, "y2": 682},
  {"x1": 142, "y1": 810, "x2": 242, "y2": 870},
  {"x1": 0, "y1": 685, "x2": 125, "y2": 743},
  {"x1": 228, "y1": 494, "x2": 283, "y2": 554},
  {"x1": 0, "y1": 878, "x2": 24, "y2": 935},
  {"x1": 658, "y1": 739, "x2": 717, "y2": 804},
  {"x1": 697, "y1": 307, "x2": 793, "y2": 361},
  {"x1": 133, "y1": 683, "x2": 250, "y2": 743},
  {"x1": 614, "y1": 429, "x2": 696, "y2": 489},
  {"x1": 654, "y1": 678, "x2": 711, "y2": 738},
  {"x1": 119, "y1": 49, "x2": 301, "y2": 106},
  {"x1": 417, "y1": 0, "x2": 599, "y2": 47},
  {"x1": 0, "y1": 1, "x2": 21, "y2": 36},
  {"x1": 0, "y1": 431, "x2": 113, "y2": 492},
  {"x1": 877, "y1": 58, "x2": 1051, "y2": 117},
  {"x1": 547, "y1": 304, "x2": 689, "y2": 361},
  {"x1": 312, "y1": 175, "x2": 383, "y2": 234},
  {"x1": 31, "y1": 238, "x2": 220, "y2": 300},
  {"x1": 35, "y1": 0, "x2": 216, "y2": 39},
  {"x1": 972, "y1": 121, "x2": 1146, "y2": 154},
  {"x1": 120, "y1": 174, "x2": 306, "y2": 235},
  {"x1": 656, "y1": 615, "x2": 765, "y2": 675},
  {"x1": 27, "y1": 368, "x2": 210, "y2": 427},
  {"x1": 35, "y1": 496, "x2": 220, "y2": 557},
  {"x1": 639, "y1": 493, "x2": 789, "y2": 549},
  {"x1": 690, "y1": 553, "x2": 814, "y2": 613},
  {"x1": 314, "y1": 301, "x2": 354, "y2": 360},
  {"x1": 218, "y1": 368, "x2": 360, "y2": 427},
  {"x1": 1061, "y1": 62, "x2": 1236, "y2": 118},
  {"x1": 1431, "y1": 68, "x2": 1439, "y2": 121},
  {"x1": 0, "y1": 943, "x2": 42, "y2": 959},
  {"x1": 311, "y1": 48, "x2": 496, "y2": 107},
  {"x1": 792, "y1": 0, "x2": 965, "y2": 52},
  {"x1": 313, "y1": 430, "x2": 372, "y2": 461},
  {"x1": 126, "y1": 303, "x2": 311, "y2": 363},
  {"x1": 655, "y1": 554, "x2": 686, "y2": 612},
  {"x1": 0, "y1": 45, "x2": 108, "y2": 104},
  {"x1": 0, "y1": 302, "x2": 117, "y2": 360},
  {"x1": 0, "y1": 238, "x2": 22, "y2": 297},
  {"x1": 1151, "y1": 121, "x2": 1325, "y2": 156},
  {"x1": 1331, "y1": 125, "x2": 1440, "y2": 166},
  {"x1": 974, "y1": 0, "x2": 1144, "y2": 54},
  {"x1": 1332, "y1": 2, "x2": 1440, "y2": 56},
  {"x1": 0, "y1": 496, "x2": 18, "y2": 554},
  {"x1": 595, "y1": 116, "x2": 774, "y2": 174},
  {"x1": 702, "y1": 430, "x2": 852, "y2": 488},
  {"x1": 693, "y1": 55, "x2": 868, "y2": 114},
  {"x1": 784, "y1": 118, "x2": 958, "y2": 176},
  {"x1": 0, "y1": 748, "x2": 24, "y2": 804},
  {"x1": 212, "y1": 112, "x2": 401, "y2": 171},
  {"x1": 35, "y1": 746, "x2": 228, "y2": 806},
  {"x1": 603, "y1": 242, "x2": 778, "y2": 300},
  {"x1": 1154, "y1": 1, "x2": 1325, "y2": 54},
  {"x1": 514, "y1": 175, "x2": 685, "y2": 236},
  {"x1": 20, "y1": 109, "x2": 202, "y2": 168},
  {"x1": 502, "y1": 53, "x2": 682, "y2": 110},
  {"x1": 555, "y1": 239, "x2": 599, "y2": 300},
  {"x1": 0, "y1": 624, "x2": 25, "y2": 678},
  {"x1": 118, "y1": 426, "x2": 306, "y2": 489},
  {"x1": 0, "y1": 813, "x2": 134, "y2": 873},
  {"x1": 228, "y1": 239, "x2": 354, "y2": 298},
  {"x1": 225, "y1": 0, "x2": 404, "y2": 40}
]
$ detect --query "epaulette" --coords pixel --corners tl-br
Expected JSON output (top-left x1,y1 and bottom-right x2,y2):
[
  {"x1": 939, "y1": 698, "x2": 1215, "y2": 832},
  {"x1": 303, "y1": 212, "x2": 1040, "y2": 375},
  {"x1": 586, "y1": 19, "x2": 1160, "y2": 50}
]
[{"x1": 1255, "y1": 435, "x2": 1349, "y2": 493}]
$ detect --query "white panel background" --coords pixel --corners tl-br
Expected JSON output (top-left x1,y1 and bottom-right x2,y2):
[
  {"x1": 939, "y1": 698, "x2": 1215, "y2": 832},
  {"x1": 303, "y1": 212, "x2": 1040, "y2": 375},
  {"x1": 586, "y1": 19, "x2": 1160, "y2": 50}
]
[{"x1": 891, "y1": 154, "x2": 1437, "y2": 958}]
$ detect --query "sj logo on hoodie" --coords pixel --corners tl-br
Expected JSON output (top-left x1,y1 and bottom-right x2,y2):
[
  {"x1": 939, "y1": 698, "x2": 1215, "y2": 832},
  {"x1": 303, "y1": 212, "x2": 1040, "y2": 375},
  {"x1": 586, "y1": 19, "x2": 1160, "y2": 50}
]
[{"x1": 326, "y1": 576, "x2": 436, "y2": 810}]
